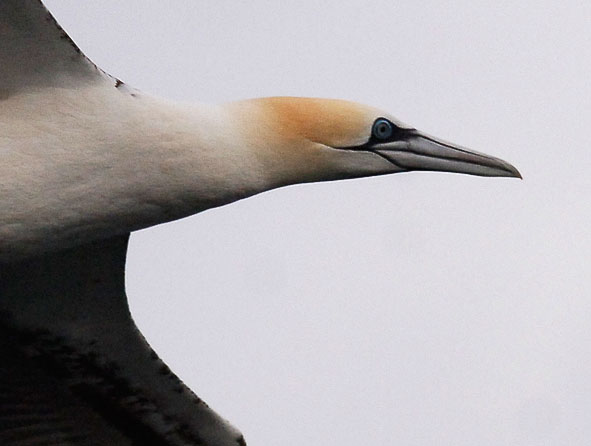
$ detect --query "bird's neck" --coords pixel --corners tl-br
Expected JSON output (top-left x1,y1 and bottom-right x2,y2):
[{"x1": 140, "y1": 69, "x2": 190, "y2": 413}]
[{"x1": 1, "y1": 91, "x2": 298, "y2": 261}]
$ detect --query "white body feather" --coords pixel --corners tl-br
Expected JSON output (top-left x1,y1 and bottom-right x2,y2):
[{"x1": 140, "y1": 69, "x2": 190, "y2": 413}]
[{"x1": 0, "y1": 87, "x2": 272, "y2": 260}]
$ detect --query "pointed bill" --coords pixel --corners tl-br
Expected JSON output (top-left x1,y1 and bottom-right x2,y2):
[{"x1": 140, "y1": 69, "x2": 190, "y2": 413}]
[{"x1": 374, "y1": 131, "x2": 522, "y2": 178}]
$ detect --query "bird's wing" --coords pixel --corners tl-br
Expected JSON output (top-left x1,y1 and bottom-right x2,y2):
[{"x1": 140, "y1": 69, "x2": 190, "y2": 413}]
[
  {"x1": 0, "y1": 236, "x2": 246, "y2": 446},
  {"x1": 0, "y1": 0, "x2": 116, "y2": 94}
]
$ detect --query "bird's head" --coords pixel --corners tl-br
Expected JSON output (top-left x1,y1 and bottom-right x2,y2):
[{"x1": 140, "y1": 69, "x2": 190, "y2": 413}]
[{"x1": 225, "y1": 97, "x2": 520, "y2": 188}]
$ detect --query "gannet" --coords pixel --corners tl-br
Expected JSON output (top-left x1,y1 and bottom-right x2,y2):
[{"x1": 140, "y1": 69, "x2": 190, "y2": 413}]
[{"x1": 0, "y1": 1, "x2": 521, "y2": 445}]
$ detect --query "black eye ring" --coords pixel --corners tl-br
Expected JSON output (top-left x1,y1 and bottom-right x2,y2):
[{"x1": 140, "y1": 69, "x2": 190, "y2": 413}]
[{"x1": 372, "y1": 118, "x2": 394, "y2": 140}]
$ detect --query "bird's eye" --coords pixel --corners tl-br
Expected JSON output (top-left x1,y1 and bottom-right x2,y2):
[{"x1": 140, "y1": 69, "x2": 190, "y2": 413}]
[{"x1": 372, "y1": 118, "x2": 394, "y2": 140}]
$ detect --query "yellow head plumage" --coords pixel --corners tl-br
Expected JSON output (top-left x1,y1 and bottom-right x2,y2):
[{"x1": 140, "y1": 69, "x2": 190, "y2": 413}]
[{"x1": 225, "y1": 96, "x2": 519, "y2": 187}]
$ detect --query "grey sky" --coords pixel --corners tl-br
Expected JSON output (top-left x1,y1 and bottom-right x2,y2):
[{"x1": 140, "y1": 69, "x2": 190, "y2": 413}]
[{"x1": 44, "y1": 1, "x2": 591, "y2": 445}]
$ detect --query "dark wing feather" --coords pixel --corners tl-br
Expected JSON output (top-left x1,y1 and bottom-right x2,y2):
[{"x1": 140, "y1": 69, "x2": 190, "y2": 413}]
[
  {"x1": 0, "y1": 236, "x2": 246, "y2": 446},
  {"x1": 0, "y1": 0, "x2": 112, "y2": 93}
]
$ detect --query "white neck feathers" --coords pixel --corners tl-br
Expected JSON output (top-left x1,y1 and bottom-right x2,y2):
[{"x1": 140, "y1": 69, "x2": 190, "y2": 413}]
[{"x1": 1, "y1": 89, "x2": 267, "y2": 260}]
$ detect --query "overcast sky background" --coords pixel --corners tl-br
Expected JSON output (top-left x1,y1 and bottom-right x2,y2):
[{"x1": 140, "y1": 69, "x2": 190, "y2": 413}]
[{"x1": 44, "y1": 1, "x2": 590, "y2": 445}]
